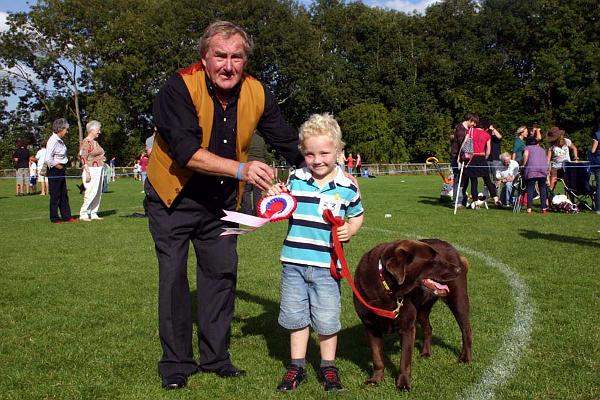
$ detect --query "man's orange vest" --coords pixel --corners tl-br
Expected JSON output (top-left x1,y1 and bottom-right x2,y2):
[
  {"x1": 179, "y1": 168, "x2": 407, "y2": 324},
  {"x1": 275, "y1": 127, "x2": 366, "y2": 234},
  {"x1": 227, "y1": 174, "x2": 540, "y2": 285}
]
[{"x1": 147, "y1": 63, "x2": 265, "y2": 208}]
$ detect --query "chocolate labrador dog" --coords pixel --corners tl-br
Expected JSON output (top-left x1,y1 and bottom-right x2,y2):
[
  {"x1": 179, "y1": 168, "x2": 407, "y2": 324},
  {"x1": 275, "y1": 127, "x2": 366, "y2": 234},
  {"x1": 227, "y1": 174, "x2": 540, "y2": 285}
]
[{"x1": 353, "y1": 239, "x2": 471, "y2": 391}]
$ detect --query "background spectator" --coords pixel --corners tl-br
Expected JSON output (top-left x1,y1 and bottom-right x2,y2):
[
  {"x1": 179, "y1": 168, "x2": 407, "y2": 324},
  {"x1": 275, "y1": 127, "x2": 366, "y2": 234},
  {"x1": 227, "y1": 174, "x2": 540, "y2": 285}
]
[
  {"x1": 78, "y1": 120, "x2": 106, "y2": 221},
  {"x1": 546, "y1": 126, "x2": 579, "y2": 191},
  {"x1": 495, "y1": 152, "x2": 520, "y2": 206},
  {"x1": 35, "y1": 141, "x2": 48, "y2": 195},
  {"x1": 45, "y1": 118, "x2": 75, "y2": 223},
  {"x1": 523, "y1": 135, "x2": 549, "y2": 214},
  {"x1": 13, "y1": 139, "x2": 30, "y2": 196}
]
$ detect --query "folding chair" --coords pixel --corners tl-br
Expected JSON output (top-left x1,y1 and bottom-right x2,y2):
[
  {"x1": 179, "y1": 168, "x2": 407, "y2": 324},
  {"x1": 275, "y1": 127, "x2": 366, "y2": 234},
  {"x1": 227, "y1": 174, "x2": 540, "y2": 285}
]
[
  {"x1": 512, "y1": 171, "x2": 526, "y2": 213},
  {"x1": 560, "y1": 161, "x2": 596, "y2": 211}
]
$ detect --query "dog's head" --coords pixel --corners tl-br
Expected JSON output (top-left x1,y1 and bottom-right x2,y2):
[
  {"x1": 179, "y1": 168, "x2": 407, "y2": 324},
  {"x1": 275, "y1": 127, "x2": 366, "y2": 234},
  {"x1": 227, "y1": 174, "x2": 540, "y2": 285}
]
[{"x1": 379, "y1": 240, "x2": 466, "y2": 297}]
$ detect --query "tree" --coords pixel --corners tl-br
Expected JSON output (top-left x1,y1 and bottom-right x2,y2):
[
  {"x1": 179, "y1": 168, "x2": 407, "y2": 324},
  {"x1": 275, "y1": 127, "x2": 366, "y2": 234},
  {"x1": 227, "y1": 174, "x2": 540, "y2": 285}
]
[{"x1": 338, "y1": 103, "x2": 409, "y2": 163}]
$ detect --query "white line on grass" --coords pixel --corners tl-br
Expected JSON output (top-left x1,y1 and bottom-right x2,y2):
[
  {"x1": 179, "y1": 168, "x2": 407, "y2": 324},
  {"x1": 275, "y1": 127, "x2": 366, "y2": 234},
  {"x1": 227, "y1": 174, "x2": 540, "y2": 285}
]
[{"x1": 362, "y1": 227, "x2": 534, "y2": 400}]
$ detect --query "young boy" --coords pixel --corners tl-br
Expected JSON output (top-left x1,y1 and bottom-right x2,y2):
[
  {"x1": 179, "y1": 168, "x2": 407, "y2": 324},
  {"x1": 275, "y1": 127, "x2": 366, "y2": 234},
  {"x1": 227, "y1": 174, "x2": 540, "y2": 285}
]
[{"x1": 267, "y1": 113, "x2": 364, "y2": 392}]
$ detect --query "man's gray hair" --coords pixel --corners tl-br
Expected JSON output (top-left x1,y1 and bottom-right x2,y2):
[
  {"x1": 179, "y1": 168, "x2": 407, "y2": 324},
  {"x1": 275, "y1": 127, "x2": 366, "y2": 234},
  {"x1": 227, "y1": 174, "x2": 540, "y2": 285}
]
[
  {"x1": 86, "y1": 120, "x2": 101, "y2": 133},
  {"x1": 199, "y1": 20, "x2": 254, "y2": 59},
  {"x1": 52, "y1": 118, "x2": 69, "y2": 133}
]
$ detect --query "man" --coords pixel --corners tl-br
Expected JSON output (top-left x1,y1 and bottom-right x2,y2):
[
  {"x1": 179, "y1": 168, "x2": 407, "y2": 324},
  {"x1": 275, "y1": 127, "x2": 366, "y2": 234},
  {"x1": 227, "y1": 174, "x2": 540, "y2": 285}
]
[
  {"x1": 147, "y1": 21, "x2": 304, "y2": 390},
  {"x1": 495, "y1": 152, "x2": 520, "y2": 206},
  {"x1": 450, "y1": 112, "x2": 479, "y2": 204},
  {"x1": 45, "y1": 118, "x2": 75, "y2": 223},
  {"x1": 13, "y1": 139, "x2": 30, "y2": 196}
]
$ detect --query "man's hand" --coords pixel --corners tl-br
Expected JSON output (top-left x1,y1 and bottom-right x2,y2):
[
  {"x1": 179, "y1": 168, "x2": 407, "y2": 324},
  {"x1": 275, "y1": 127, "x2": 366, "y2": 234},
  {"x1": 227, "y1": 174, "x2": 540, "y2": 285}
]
[{"x1": 241, "y1": 160, "x2": 275, "y2": 191}]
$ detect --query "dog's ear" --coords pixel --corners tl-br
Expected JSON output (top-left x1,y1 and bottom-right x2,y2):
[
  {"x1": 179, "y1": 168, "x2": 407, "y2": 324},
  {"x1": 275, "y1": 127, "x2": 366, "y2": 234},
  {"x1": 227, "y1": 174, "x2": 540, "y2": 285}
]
[
  {"x1": 390, "y1": 240, "x2": 440, "y2": 282},
  {"x1": 382, "y1": 240, "x2": 438, "y2": 284}
]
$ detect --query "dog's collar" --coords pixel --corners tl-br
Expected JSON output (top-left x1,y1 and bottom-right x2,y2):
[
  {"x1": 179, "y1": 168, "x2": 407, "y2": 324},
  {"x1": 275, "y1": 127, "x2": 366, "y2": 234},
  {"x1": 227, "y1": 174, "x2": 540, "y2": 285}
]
[
  {"x1": 378, "y1": 259, "x2": 394, "y2": 296},
  {"x1": 378, "y1": 259, "x2": 404, "y2": 314},
  {"x1": 378, "y1": 258, "x2": 404, "y2": 313}
]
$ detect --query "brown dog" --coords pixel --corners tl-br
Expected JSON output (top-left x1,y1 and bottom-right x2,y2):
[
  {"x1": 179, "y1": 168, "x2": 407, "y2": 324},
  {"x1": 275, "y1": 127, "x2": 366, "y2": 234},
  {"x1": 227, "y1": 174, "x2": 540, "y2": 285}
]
[{"x1": 353, "y1": 239, "x2": 471, "y2": 391}]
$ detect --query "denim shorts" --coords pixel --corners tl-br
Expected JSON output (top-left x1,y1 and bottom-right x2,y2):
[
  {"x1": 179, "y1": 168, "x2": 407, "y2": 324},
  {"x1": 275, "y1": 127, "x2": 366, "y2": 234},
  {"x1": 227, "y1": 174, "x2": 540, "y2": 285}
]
[{"x1": 278, "y1": 263, "x2": 341, "y2": 335}]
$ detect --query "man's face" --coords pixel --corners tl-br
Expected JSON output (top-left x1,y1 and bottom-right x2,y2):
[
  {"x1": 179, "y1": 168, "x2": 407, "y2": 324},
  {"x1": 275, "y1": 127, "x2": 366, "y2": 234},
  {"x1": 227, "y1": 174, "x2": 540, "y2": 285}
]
[
  {"x1": 502, "y1": 157, "x2": 510, "y2": 166},
  {"x1": 202, "y1": 33, "x2": 247, "y2": 96}
]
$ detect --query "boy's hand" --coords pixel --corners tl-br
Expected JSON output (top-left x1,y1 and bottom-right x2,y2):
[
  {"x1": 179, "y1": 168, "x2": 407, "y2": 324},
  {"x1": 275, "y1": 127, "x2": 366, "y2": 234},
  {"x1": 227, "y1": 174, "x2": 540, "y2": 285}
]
[
  {"x1": 337, "y1": 223, "x2": 352, "y2": 242},
  {"x1": 266, "y1": 182, "x2": 287, "y2": 196}
]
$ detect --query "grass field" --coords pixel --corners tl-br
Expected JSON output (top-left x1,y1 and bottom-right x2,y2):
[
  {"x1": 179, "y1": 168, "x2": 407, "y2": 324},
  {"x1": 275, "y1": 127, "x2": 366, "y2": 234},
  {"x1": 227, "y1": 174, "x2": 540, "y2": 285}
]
[{"x1": 1, "y1": 175, "x2": 599, "y2": 400}]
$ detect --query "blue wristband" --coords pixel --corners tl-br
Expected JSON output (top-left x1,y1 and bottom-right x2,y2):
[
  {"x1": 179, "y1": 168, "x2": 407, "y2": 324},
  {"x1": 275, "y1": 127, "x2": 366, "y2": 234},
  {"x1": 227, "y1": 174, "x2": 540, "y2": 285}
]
[{"x1": 236, "y1": 163, "x2": 245, "y2": 180}]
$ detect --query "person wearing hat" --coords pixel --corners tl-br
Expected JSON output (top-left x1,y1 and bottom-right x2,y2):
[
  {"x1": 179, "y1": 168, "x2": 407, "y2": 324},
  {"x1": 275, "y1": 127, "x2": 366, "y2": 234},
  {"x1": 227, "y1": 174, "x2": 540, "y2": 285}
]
[{"x1": 546, "y1": 126, "x2": 578, "y2": 191}]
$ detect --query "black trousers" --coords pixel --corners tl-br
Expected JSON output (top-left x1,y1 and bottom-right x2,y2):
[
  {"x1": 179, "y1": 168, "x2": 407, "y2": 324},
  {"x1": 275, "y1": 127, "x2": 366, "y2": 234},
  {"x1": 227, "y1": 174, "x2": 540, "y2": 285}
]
[
  {"x1": 47, "y1": 166, "x2": 72, "y2": 222},
  {"x1": 146, "y1": 180, "x2": 238, "y2": 378}
]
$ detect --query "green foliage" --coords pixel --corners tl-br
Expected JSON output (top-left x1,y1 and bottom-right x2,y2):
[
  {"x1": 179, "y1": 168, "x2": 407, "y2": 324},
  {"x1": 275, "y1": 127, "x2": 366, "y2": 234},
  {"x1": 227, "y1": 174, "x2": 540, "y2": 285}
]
[
  {"x1": 1, "y1": 0, "x2": 600, "y2": 168},
  {"x1": 339, "y1": 102, "x2": 408, "y2": 163}
]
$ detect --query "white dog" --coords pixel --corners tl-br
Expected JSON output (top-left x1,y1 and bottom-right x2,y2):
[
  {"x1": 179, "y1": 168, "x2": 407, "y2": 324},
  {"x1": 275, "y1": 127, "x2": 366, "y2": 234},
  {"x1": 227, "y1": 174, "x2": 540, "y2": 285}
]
[{"x1": 470, "y1": 192, "x2": 488, "y2": 209}]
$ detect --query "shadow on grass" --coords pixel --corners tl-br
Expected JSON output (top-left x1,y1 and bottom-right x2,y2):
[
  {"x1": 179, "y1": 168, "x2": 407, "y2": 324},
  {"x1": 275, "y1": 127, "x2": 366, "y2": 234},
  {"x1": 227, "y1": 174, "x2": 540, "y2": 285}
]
[
  {"x1": 519, "y1": 229, "x2": 600, "y2": 247},
  {"x1": 234, "y1": 290, "x2": 462, "y2": 382}
]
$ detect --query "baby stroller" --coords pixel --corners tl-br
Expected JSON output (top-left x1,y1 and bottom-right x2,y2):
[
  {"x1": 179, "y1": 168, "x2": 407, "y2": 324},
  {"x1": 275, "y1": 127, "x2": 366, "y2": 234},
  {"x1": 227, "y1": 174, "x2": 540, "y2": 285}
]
[{"x1": 559, "y1": 161, "x2": 596, "y2": 211}]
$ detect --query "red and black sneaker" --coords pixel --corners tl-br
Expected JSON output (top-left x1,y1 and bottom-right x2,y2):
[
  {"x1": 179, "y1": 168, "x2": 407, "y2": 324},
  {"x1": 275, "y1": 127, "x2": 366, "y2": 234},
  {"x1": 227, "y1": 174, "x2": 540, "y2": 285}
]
[
  {"x1": 320, "y1": 366, "x2": 343, "y2": 392},
  {"x1": 277, "y1": 364, "x2": 306, "y2": 392}
]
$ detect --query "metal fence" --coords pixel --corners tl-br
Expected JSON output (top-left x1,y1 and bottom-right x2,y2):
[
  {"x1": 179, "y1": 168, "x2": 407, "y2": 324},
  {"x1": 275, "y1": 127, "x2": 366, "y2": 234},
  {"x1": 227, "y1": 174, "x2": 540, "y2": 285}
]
[{"x1": 1, "y1": 163, "x2": 452, "y2": 179}]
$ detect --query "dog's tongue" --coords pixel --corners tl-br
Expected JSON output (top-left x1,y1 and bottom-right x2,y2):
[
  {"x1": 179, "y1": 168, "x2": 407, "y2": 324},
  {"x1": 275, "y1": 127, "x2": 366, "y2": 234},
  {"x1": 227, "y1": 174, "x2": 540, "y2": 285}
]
[{"x1": 423, "y1": 278, "x2": 450, "y2": 296}]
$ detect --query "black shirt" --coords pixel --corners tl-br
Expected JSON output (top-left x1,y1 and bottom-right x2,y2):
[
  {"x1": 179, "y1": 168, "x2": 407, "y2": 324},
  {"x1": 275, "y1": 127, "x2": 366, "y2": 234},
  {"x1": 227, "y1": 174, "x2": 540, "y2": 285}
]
[
  {"x1": 13, "y1": 147, "x2": 30, "y2": 169},
  {"x1": 153, "y1": 72, "x2": 303, "y2": 207}
]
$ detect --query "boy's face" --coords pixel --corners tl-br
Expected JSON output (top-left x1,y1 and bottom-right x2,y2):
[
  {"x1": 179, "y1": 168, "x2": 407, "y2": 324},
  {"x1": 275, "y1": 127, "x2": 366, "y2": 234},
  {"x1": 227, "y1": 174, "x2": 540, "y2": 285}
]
[{"x1": 303, "y1": 135, "x2": 338, "y2": 180}]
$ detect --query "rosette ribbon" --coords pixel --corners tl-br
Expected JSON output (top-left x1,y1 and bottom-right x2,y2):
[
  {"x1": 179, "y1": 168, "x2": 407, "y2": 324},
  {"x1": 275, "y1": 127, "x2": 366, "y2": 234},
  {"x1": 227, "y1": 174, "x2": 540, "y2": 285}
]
[{"x1": 220, "y1": 192, "x2": 297, "y2": 236}]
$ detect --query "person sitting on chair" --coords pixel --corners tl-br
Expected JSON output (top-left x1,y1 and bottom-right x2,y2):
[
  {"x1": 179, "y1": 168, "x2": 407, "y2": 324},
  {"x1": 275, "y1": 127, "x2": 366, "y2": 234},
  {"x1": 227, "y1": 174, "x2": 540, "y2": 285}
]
[{"x1": 495, "y1": 152, "x2": 520, "y2": 206}]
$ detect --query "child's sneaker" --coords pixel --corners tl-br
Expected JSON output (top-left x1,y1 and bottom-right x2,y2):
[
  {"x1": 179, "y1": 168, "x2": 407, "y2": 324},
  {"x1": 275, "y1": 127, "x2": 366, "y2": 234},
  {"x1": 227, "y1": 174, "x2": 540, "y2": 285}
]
[
  {"x1": 277, "y1": 364, "x2": 306, "y2": 392},
  {"x1": 319, "y1": 366, "x2": 343, "y2": 392}
]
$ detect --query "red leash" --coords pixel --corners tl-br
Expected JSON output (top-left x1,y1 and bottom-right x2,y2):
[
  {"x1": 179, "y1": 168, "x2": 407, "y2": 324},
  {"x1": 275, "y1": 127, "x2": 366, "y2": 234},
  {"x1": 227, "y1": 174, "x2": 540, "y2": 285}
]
[{"x1": 322, "y1": 209, "x2": 400, "y2": 319}]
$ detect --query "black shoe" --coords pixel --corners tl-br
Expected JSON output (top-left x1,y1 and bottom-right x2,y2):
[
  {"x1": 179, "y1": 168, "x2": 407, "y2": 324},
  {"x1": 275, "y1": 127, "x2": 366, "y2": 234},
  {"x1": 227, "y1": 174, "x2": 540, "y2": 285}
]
[
  {"x1": 162, "y1": 373, "x2": 187, "y2": 390},
  {"x1": 204, "y1": 365, "x2": 246, "y2": 378},
  {"x1": 320, "y1": 366, "x2": 343, "y2": 392},
  {"x1": 277, "y1": 364, "x2": 306, "y2": 391}
]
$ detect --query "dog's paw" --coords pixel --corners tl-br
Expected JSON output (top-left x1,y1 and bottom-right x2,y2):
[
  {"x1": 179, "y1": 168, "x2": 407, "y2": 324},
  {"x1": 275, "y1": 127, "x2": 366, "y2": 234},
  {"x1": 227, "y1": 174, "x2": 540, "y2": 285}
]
[
  {"x1": 396, "y1": 375, "x2": 411, "y2": 391},
  {"x1": 459, "y1": 349, "x2": 472, "y2": 363},
  {"x1": 365, "y1": 371, "x2": 384, "y2": 385}
]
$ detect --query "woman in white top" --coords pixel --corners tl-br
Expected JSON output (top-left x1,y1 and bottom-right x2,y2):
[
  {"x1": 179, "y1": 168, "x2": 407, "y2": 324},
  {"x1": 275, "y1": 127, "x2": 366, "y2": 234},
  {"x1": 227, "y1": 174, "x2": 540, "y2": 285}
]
[{"x1": 546, "y1": 126, "x2": 578, "y2": 191}]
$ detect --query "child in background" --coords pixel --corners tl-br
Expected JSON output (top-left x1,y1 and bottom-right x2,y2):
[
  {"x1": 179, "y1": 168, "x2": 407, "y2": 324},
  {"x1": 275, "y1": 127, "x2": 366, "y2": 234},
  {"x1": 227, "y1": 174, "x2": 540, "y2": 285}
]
[
  {"x1": 267, "y1": 113, "x2": 364, "y2": 392},
  {"x1": 29, "y1": 155, "x2": 37, "y2": 194}
]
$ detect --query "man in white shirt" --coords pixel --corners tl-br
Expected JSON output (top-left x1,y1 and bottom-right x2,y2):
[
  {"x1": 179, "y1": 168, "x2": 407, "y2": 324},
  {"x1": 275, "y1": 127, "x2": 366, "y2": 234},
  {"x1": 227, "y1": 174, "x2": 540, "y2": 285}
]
[
  {"x1": 495, "y1": 152, "x2": 520, "y2": 206},
  {"x1": 45, "y1": 118, "x2": 75, "y2": 223}
]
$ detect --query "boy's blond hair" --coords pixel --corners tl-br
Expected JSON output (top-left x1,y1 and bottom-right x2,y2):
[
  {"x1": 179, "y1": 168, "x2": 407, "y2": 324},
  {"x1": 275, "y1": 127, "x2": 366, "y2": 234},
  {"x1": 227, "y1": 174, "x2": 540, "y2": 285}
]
[{"x1": 298, "y1": 113, "x2": 345, "y2": 154}]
